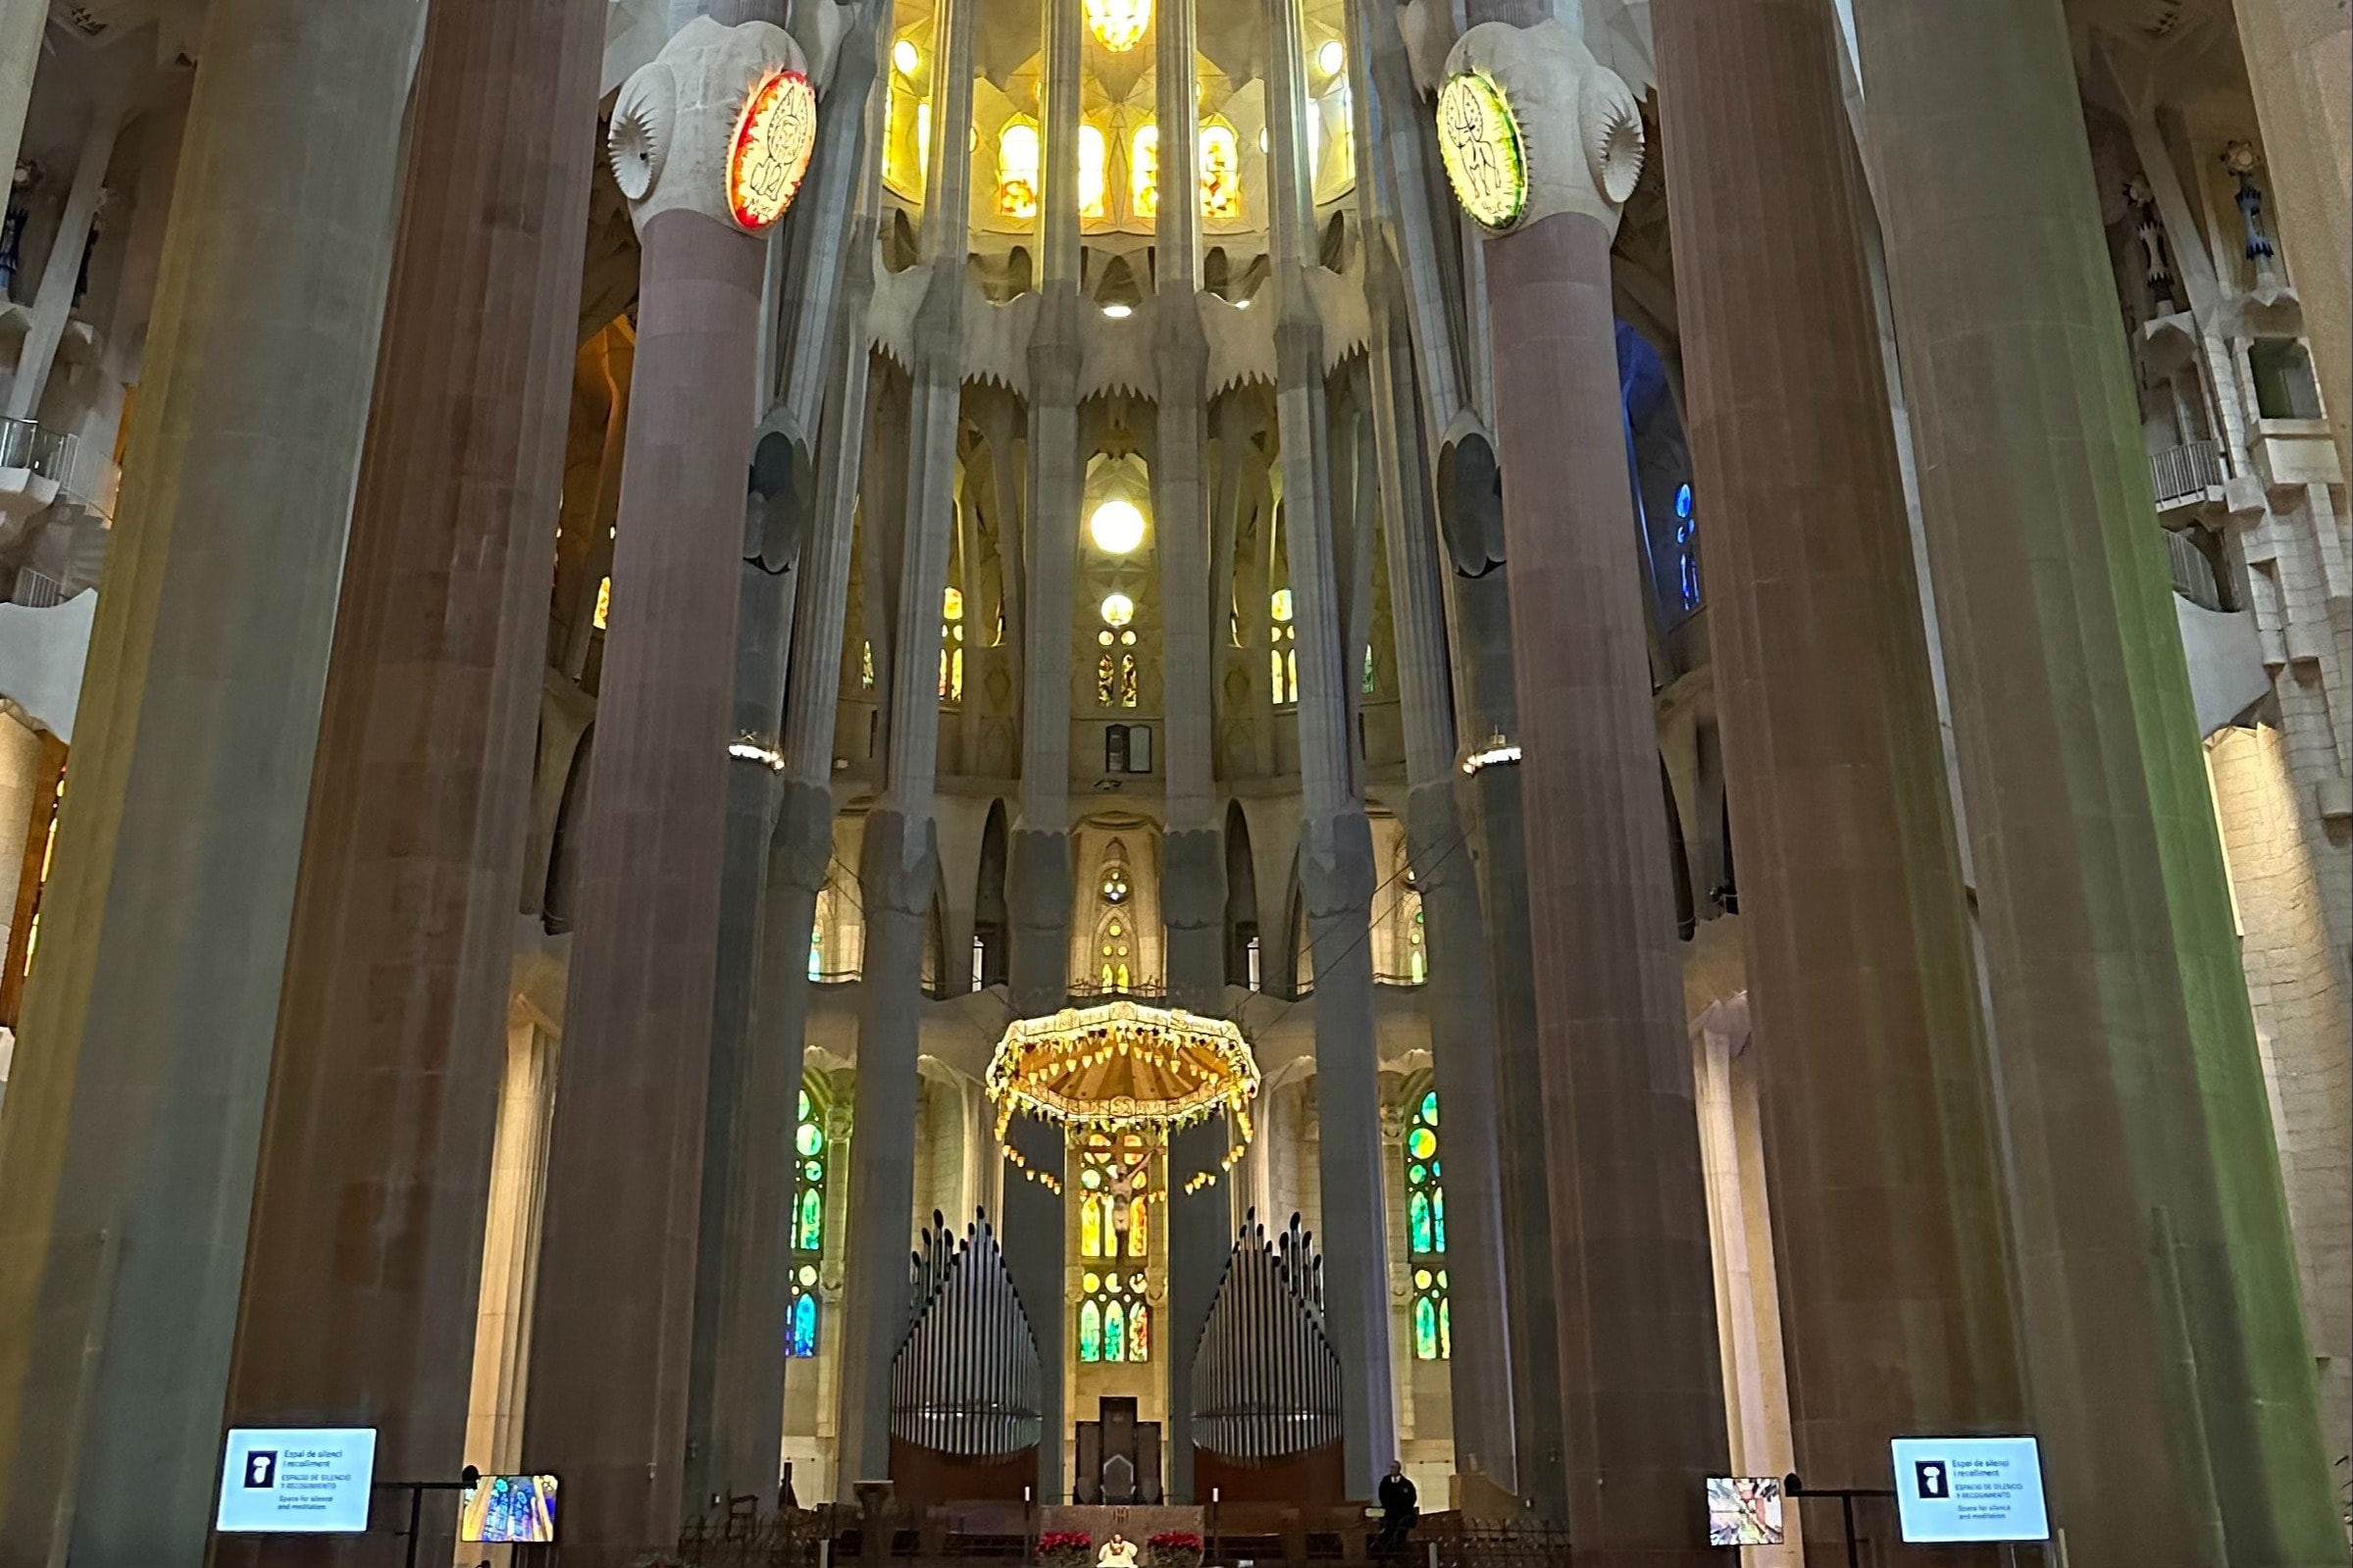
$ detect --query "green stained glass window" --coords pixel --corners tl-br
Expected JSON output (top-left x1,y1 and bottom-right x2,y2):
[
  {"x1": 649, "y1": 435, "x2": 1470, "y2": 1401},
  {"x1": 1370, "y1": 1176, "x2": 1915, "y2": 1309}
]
[
  {"x1": 1080, "y1": 1299, "x2": 1103, "y2": 1362},
  {"x1": 1404, "y1": 1087, "x2": 1448, "y2": 1360},
  {"x1": 788, "y1": 1084, "x2": 830, "y2": 1357}
]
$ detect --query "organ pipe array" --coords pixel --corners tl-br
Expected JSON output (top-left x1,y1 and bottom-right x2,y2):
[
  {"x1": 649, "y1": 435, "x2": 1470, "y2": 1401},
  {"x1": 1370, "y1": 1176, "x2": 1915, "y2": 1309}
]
[
  {"x1": 1189, "y1": 1211, "x2": 1344, "y2": 1461},
  {"x1": 890, "y1": 1210, "x2": 1046, "y2": 1457}
]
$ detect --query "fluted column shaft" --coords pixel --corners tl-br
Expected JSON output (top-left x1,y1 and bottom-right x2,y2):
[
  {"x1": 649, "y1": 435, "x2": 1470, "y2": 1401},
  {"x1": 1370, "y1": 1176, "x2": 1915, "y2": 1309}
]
[
  {"x1": 1851, "y1": 3, "x2": 2338, "y2": 1562},
  {"x1": 2230, "y1": 0, "x2": 2349, "y2": 475},
  {"x1": 1153, "y1": 0, "x2": 1230, "y2": 1500},
  {"x1": 1340, "y1": 0, "x2": 1520, "y2": 1491},
  {"x1": 0, "y1": 0, "x2": 418, "y2": 1557},
  {"x1": 210, "y1": 2, "x2": 604, "y2": 1564},
  {"x1": 1152, "y1": 0, "x2": 1223, "y2": 1012},
  {"x1": 1653, "y1": 0, "x2": 2025, "y2": 1538},
  {"x1": 690, "y1": 14, "x2": 885, "y2": 1514},
  {"x1": 836, "y1": 0, "x2": 979, "y2": 1483},
  {"x1": 1008, "y1": 0, "x2": 1086, "y2": 1022},
  {"x1": 1265, "y1": 0, "x2": 1395, "y2": 1498}
]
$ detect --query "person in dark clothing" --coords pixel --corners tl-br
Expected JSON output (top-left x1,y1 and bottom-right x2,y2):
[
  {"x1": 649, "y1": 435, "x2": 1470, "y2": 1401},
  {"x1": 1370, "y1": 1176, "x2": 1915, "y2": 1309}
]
[{"x1": 1375, "y1": 1460, "x2": 1418, "y2": 1558}]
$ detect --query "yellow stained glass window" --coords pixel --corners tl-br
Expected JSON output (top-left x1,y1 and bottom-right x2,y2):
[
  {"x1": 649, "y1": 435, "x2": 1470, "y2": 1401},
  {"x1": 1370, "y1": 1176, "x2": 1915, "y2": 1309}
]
[
  {"x1": 997, "y1": 118, "x2": 1042, "y2": 221},
  {"x1": 1131, "y1": 124, "x2": 1160, "y2": 221},
  {"x1": 1199, "y1": 121, "x2": 1242, "y2": 221},
  {"x1": 1079, "y1": 124, "x2": 1108, "y2": 220}
]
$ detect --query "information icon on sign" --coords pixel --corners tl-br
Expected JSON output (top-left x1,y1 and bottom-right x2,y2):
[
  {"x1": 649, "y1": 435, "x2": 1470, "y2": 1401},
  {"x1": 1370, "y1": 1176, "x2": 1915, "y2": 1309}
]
[
  {"x1": 243, "y1": 1450, "x2": 279, "y2": 1489},
  {"x1": 1914, "y1": 1461, "x2": 1950, "y2": 1499}
]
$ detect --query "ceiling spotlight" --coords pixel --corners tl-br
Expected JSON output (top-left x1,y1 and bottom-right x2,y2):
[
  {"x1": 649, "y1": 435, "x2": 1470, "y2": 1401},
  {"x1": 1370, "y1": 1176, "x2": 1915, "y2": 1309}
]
[
  {"x1": 1317, "y1": 38, "x2": 1346, "y2": 76},
  {"x1": 1100, "y1": 302, "x2": 1133, "y2": 319},
  {"x1": 1091, "y1": 499, "x2": 1147, "y2": 555},
  {"x1": 893, "y1": 37, "x2": 919, "y2": 76}
]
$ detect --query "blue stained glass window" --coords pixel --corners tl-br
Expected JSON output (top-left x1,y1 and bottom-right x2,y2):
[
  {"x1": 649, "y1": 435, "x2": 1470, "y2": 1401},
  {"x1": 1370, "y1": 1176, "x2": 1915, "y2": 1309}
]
[
  {"x1": 788, "y1": 1085, "x2": 830, "y2": 1356},
  {"x1": 790, "y1": 1290, "x2": 819, "y2": 1357}
]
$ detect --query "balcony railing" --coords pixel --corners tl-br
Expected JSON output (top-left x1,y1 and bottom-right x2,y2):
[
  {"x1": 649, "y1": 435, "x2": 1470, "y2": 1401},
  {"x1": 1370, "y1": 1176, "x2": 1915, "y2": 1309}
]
[
  {"x1": 0, "y1": 417, "x2": 73, "y2": 482},
  {"x1": 2149, "y1": 438, "x2": 2225, "y2": 508}
]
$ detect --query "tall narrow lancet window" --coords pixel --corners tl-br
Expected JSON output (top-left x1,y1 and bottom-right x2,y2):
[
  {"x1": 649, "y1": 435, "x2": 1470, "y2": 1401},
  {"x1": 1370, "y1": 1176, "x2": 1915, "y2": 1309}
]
[
  {"x1": 1131, "y1": 124, "x2": 1160, "y2": 221},
  {"x1": 997, "y1": 117, "x2": 1043, "y2": 222},
  {"x1": 788, "y1": 1086, "x2": 833, "y2": 1356},
  {"x1": 1269, "y1": 588, "x2": 1298, "y2": 705},
  {"x1": 1199, "y1": 120, "x2": 1243, "y2": 221},
  {"x1": 1098, "y1": 592, "x2": 1138, "y2": 709},
  {"x1": 940, "y1": 585, "x2": 965, "y2": 703},
  {"x1": 1404, "y1": 1088, "x2": 1449, "y2": 1359},
  {"x1": 1076, "y1": 1130, "x2": 1153, "y2": 1361},
  {"x1": 1078, "y1": 124, "x2": 1110, "y2": 221}
]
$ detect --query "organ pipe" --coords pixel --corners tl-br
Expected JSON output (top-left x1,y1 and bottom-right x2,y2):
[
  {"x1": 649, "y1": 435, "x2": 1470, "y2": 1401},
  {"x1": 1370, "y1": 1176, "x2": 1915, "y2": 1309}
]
[
  {"x1": 1189, "y1": 1211, "x2": 1344, "y2": 1461},
  {"x1": 891, "y1": 1209, "x2": 1047, "y2": 1457}
]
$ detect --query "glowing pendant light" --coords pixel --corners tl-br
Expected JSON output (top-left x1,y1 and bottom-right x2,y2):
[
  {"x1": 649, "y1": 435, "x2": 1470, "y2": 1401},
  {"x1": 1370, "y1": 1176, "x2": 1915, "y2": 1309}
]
[{"x1": 1085, "y1": 0, "x2": 1151, "y2": 52}]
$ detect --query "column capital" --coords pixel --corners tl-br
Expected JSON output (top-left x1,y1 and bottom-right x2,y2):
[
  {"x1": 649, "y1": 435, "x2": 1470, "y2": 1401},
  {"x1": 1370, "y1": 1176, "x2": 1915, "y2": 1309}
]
[
  {"x1": 609, "y1": 17, "x2": 812, "y2": 234},
  {"x1": 1439, "y1": 20, "x2": 1642, "y2": 238}
]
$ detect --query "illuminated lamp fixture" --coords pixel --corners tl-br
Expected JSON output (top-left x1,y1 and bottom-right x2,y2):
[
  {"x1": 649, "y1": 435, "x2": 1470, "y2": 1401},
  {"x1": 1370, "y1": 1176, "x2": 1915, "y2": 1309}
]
[
  {"x1": 1085, "y1": 0, "x2": 1151, "y2": 52},
  {"x1": 1316, "y1": 38, "x2": 1346, "y2": 76},
  {"x1": 1459, "y1": 731, "x2": 1522, "y2": 775},
  {"x1": 725, "y1": 65, "x2": 819, "y2": 230},
  {"x1": 986, "y1": 999, "x2": 1261, "y2": 1191},
  {"x1": 892, "y1": 37, "x2": 920, "y2": 75},
  {"x1": 1090, "y1": 500, "x2": 1147, "y2": 556},
  {"x1": 1100, "y1": 303, "x2": 1133, "y2": 319}
]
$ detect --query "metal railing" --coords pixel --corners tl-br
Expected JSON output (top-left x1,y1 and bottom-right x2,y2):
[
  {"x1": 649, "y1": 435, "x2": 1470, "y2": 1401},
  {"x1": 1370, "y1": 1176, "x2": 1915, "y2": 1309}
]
[
  {"x1": 0, "y1": 417, "x2": 74, "y2": 482},
  {"x1": 2149, "y1": 438, "x2": 2225, "y2": 507},
  {"x1": 2167, "y1": 529, "x2": 2230, "y2": 612},
  {"x1": 10, "y1": 568, "x2": 62, "y2": 607}
]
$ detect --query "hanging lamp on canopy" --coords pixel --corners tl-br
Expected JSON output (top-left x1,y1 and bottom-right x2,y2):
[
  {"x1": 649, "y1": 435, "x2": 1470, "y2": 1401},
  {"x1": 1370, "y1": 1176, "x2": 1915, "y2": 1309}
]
[{"x1": 987, "y1": 999, "x2": 1259, "y2": 1192}]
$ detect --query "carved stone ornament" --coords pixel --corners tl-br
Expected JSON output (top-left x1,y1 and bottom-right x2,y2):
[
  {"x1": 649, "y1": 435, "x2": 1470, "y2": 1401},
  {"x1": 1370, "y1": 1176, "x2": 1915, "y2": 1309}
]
[
  {"x1": 1438, "y1": 19, "x2": 1644, "y2": 238},
  {"x1": 608, "y1": 16, "x2": 812, "y2": 235}
]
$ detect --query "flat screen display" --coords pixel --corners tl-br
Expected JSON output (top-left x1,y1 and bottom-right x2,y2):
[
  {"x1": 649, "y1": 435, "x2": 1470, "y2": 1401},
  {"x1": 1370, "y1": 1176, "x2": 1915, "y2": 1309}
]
[
  {"x1": 1706, "y1": 1476, "x2": 1785, "y2": 1545},
  {"x1": 215, "y1": 1428, "x2": 377, "y2": 1534},
  {"x1": 1890, "y1": 1436, "x2": 2049, "y2": 1543},
  {"x1": 459, "y1": 1473, "x2": 559, "y2": 1543}
]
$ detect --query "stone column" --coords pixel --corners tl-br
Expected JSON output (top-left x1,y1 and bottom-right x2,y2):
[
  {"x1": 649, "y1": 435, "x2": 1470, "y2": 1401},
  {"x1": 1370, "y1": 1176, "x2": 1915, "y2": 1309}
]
[
  {"x1": 1151, "y1": 0, "x2": 1232, "y2": 1504},
  {"x1": 1343, "y1": 6, "x2": 1518, "y2": 1493},
  {"x1": 1000, "y1": 0, "x2": 1083, "y2": 1498},
  {"x1": 1652, "y1": 0, "x2": 2027, "y2": 1532},
  {"x1": 2231, "y1": 0, "x2": 2350, "y2": 474},
  {"x1": 1356, "y1": 336, "x2": 1518, "y2": 1492},
  {"x1": 835, "y1": 0, "x2": 978, "y2": 1484},
  {"x1": 1007, "y1": 0, "x2": 1084, "y2": 1022},
  {"x1": 1851, "y1": 2, "x2": 2340, "y2": 1560},
  {"x1": 1444, "y1": 17, "x2": 1727, "y2": 1551},
  {"x1": 1349, "y1": 0, "x2": 1560, "y2": 1503},
  {"x1": 519, "y1": 21, "x2": 804, "y2": 1564},
  {"x1": 208, "y1": 1, "x2": 605, "y2": 1564},
  {"x1": 0, "y1": 0, "x2": 418, "y2": 1555},
  {"x1": 1265, "y1": 0, "x2": 1396, "y2": 1498},
  {"x1": 691, "y1": 8, "x2": 882, "y2": 1513},
  {"x1": 7, "y1": 88, "x2": 124, "y2": 421},
  {"x1": 1153, "y1": 0, "x2": 1223, "y2": 1013}
]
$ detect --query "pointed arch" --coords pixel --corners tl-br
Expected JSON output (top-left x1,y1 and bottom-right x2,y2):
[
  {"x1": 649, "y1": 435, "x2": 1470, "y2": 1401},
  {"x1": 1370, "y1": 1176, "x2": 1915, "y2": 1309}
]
[
  {"x1": 974, "y1": 799, "x2": 1009, "y2": 988},
  {"x1": 541, "y1": 725, "x2": 592, "y2": 934},
  {"x1": 1662, "y1": 761, "x2": 1695, "y2": 941},
  {"x1": 1224, "y1": 798, "x2": 1260, "y2": 987}
]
